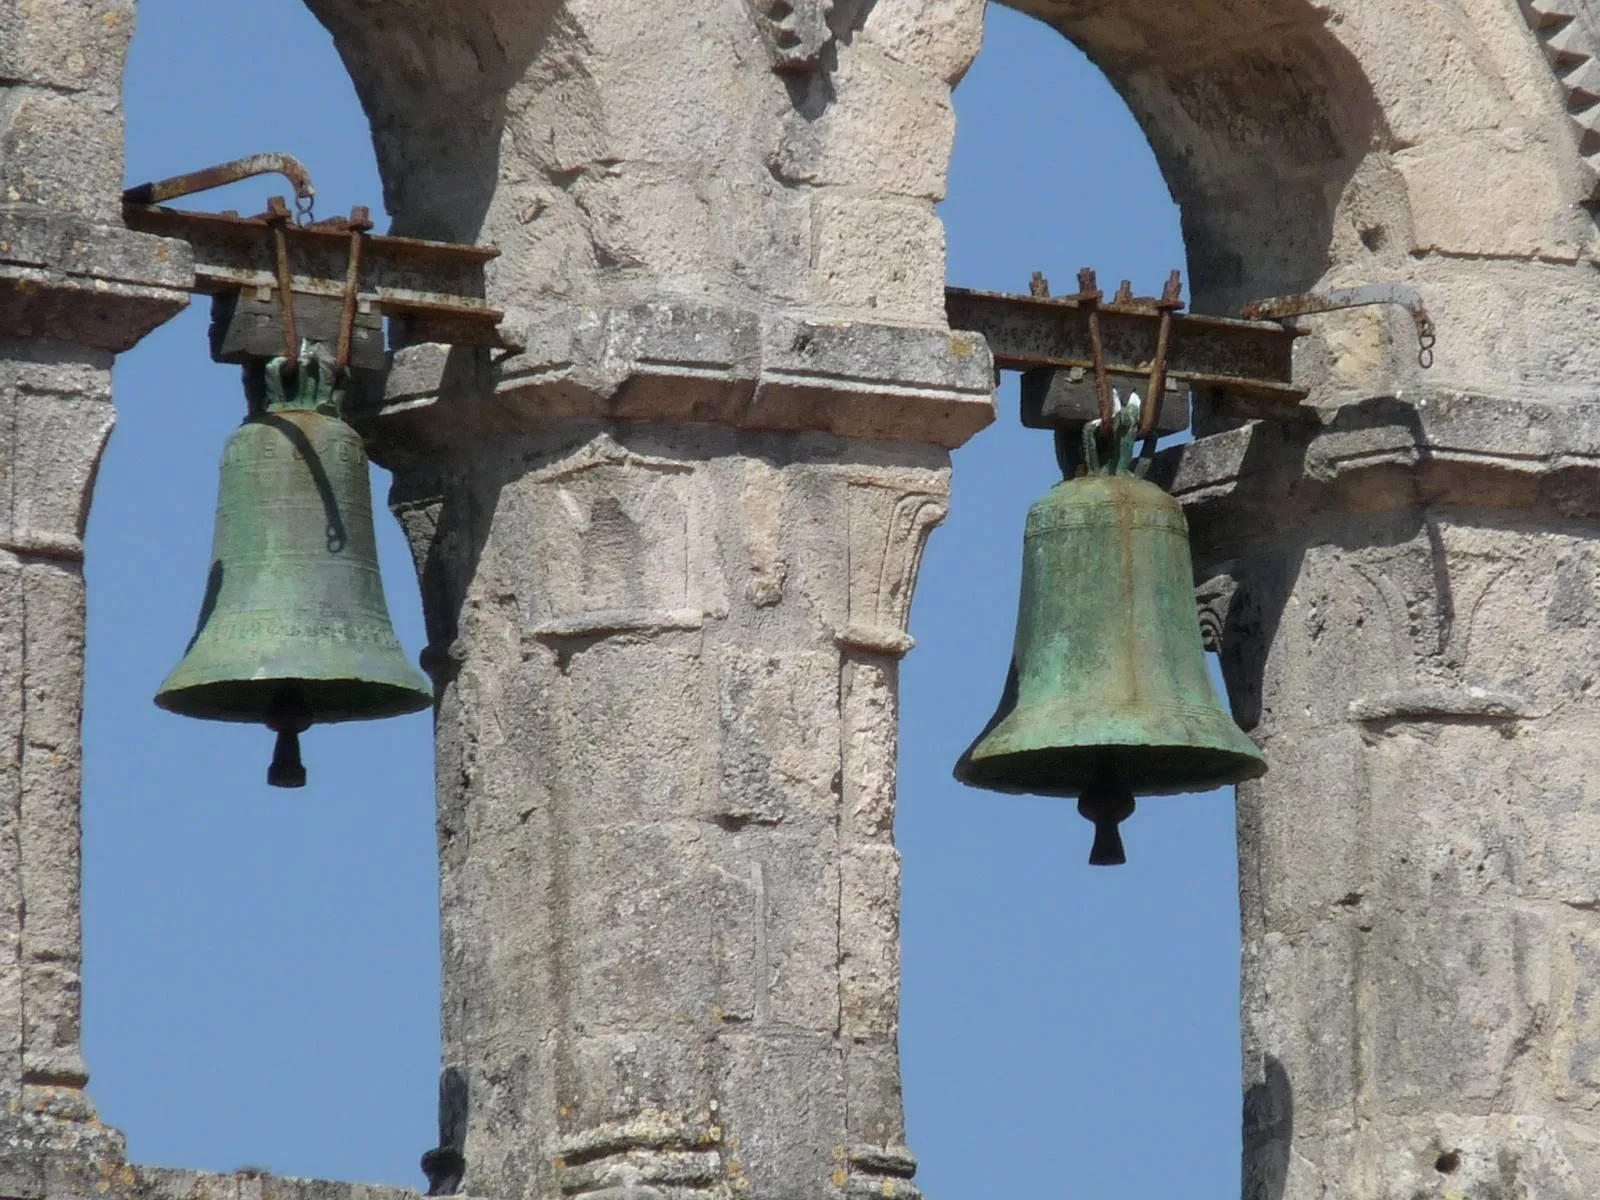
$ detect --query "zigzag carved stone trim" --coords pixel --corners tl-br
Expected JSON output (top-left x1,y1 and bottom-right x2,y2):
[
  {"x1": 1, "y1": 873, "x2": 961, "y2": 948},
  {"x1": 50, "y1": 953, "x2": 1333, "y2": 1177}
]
[{"x1": 1520, "y1": 0, "x2": 1600, "y2": 202}]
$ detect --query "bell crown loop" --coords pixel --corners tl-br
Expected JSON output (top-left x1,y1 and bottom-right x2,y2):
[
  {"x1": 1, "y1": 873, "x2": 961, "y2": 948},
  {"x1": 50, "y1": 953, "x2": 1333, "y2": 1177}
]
[
  {"x1": 244, "y1": 342, "x2": 344, "y2": 419},
  {"x1": 1081, "y1": 392, "x2": 1142, "y2": 478}
]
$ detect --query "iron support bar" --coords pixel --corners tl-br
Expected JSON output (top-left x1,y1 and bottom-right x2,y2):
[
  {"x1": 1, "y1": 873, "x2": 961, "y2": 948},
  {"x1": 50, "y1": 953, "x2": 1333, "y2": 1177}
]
[
  {"x1": 945, "y1": 286, "x2": 1306, "y2": 404},
  {"x1": 122, "y1": 203, "x2": 504, "y2": 349}
]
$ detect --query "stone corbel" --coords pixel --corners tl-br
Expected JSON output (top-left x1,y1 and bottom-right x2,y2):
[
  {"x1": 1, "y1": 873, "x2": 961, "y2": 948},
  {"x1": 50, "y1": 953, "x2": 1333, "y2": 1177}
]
[
  {"x1": 0, "y1": 207, "x2": 191, "y2": 352},
  {"x1": 742, "y1": 0, "x2": 837, "y2": 74},
  {"x1": 379, "y1": 305, "x2": 997, "y2": 454}
]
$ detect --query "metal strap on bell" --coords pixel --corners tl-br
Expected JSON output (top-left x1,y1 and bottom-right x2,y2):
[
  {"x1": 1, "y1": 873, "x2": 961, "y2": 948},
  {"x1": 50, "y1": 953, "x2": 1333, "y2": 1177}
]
[
  {"x1": 155, "y1": 349, "x2": 432, "y2": 787},
  {"x1": 954, "y1": 395, "x2": 1265, "y2": 865}
]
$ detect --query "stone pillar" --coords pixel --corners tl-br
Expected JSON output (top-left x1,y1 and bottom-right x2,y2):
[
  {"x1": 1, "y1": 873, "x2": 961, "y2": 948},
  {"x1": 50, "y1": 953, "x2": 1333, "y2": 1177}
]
[
  {"x1": 385, "y1": 423, "x2": 958, "y2": 1200},
  {"x1": 972, "y1": 0, "x2": 1600, "y2": 1194},
  {"x1": 0, "y1": 0, "x2": 188, "y2": 1181},
  {"x1": 299, "y1": 1, "x2": 993, "y2": 1195},
  {"x1": 1171, "y1": 386, "x2": 1600, "y2": 1199}
]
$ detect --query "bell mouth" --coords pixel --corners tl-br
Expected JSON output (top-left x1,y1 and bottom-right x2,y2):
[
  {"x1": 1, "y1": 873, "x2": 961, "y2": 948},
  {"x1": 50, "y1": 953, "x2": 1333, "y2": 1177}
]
[
  {"x1": 954, "y1": 741, "x2": 1266, "y2": 798},
  {"x1": 155, "y1": 676, "x2": 433, "y2": 725}
]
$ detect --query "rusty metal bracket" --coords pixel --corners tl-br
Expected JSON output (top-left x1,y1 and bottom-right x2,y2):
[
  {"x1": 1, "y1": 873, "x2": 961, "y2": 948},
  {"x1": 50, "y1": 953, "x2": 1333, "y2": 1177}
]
[
  {"x1": 124, "y1": 200, "x2": 504, "y2": 352},
  {"x1": 122, "y1": 153, "x2": 504, "y2": 359},
  {"x1": 1242, "y1": 283, "x2": 1436, "y2": 369},
  {"x1": 1076, "y1": 267, "x2": 1114, "y2": 425},
  {"x1": 335, "y1": 206, "x2": 374, "y2": 373},
  {"x1": 1138, "y1": 270, "x2": 1184, "y2": 441},
  {"x1": 946, "y1": 284, "x2": 1303, "y2": 410},
  {"x1": 265, "y1": 196, "x2": 300, "y2": 370}
]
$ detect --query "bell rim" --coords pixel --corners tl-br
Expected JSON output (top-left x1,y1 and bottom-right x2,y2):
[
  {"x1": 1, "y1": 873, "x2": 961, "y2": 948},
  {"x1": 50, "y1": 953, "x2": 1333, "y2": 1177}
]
[
  {"x1": 154, "y1": 675, "x2": 433, "y2": 725},
  {"x1": 953, "y1": 742, "x2": 1267, "y2": 798}
]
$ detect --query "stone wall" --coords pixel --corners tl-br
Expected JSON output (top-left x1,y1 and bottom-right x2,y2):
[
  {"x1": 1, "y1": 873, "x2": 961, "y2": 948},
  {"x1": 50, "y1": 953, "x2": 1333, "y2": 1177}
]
[
  {"x1": 1166, "y1": 393, "x2": 1600, "y2": 1199},
  {"x1": 0, "y1": 0, "x2": 186, "y2": 1167},
  {"x1": 302, "y1": 3, "x2": 994, "y2": 1195}
]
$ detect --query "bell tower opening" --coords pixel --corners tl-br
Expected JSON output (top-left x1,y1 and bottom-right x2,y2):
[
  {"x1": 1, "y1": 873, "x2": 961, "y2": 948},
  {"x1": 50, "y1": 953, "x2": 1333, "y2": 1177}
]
[
  {"x1": 899, "y1": 5, "x2": 1246, "y2": 1196},
  {"x1": 84, "y1": 0, "x2": 438, "y2": 1183}
]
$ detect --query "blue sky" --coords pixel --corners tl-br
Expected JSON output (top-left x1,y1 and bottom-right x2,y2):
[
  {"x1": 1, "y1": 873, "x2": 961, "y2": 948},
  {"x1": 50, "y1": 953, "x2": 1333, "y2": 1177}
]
[{"x1": 89, "y1": 4, "x2": 1238, "y2": 1197}]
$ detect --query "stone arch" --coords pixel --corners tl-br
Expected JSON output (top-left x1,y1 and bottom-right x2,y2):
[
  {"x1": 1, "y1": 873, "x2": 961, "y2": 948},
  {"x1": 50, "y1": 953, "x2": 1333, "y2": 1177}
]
[{"x1": 994, "y1": 0, "x2": 1382, "y2": 312}]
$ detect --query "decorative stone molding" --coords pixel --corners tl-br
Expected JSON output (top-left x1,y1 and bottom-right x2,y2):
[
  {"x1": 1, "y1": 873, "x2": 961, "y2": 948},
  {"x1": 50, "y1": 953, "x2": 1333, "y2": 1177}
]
[
  {"x1": 1163, "y1": 391, "x2": 1600, "y2": 553},
  {"x1": 836, "y1": 485, "x2": 948, "y2": 659},
  {"x1": 553, "y1": 1115, "x2": 724, "y2": 1199},
  {"x1": 1195, "y1": 573, "x2": 1240, "y2": 654},
  {"x1": 1346, "y1": 686, "x2": 1534, "y2": 725},
  {"x1": 837, "y1": 1145, "x2": 921, "y2": 1199},
  {"x1": 1520, "y1": 0, "x2": 1600, "y2": 203},
  {"x1": 377, "y1": 306, "x2": 996, "y2": 457}
]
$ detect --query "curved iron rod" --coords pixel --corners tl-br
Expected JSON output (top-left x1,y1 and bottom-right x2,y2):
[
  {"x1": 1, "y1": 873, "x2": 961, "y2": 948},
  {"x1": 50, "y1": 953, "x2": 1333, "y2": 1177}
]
[{"x1": 122, "y1": 152, "x2": 316, "y2": 208}]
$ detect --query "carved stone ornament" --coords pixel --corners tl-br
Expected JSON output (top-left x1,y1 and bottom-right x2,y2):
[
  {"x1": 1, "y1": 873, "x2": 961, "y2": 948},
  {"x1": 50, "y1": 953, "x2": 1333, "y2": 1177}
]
[
  {"x1": 1196, "y1": 573, "x2": 1240, "y2": 654},
  {"x1": 743, "y1": 0, "x2": 837, "y2": 73}
]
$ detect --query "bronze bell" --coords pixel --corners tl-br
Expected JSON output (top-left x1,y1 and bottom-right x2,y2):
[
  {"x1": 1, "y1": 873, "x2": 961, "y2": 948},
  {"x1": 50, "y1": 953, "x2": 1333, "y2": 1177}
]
[
  {"x1": 155, "y1": 352, "x2": 432, "y2": 787},
  {"x1": 955, "y1": 403, "x2": 1265, "y2": 865}
]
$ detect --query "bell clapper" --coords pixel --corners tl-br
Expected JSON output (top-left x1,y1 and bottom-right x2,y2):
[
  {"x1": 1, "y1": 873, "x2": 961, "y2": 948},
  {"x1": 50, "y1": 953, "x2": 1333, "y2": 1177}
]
[
  {"x1": 1077, "y1": 766, "x2": 1136, "y2": 867},
  {"x1": 266, "y1": 692, "x2": 312, "y2": 789}
]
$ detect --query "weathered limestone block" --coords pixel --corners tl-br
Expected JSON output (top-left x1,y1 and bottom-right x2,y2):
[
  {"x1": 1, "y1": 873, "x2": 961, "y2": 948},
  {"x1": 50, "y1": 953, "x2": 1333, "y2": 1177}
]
[
  {"x1": 387, "y1": 420, "x2": 948, "y2": 1199},
  {"x1": 0, "y1": 0, "x2": 135, "y2": 97},
  {"x1": 0, "y1": 89, "x2": 125, "y2": 220},
  {"x1": 0, "y1": 0, "x2": 136, "y2": 223},
  {"x1": 1170, "y1": 389, "x2": 1600, "y2": 1197}
]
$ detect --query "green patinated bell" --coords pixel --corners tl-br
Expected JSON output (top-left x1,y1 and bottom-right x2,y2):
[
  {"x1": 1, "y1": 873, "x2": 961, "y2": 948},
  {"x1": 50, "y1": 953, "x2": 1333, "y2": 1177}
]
[
  {"x1": 155, "y1": 353, "x2": 432, "y2": 787},
  {"x1": 954, "y1": 403, "x2": 1265, "y2": 865}
]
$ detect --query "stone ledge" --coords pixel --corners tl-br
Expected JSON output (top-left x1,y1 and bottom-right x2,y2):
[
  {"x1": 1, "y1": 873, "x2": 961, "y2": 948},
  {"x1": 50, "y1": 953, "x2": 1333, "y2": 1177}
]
[
  {"x1": 376, "y1": 302, "x2": 996, "y2": 452},
  {"x1": 1, "y1": 1160, "x2": 435, "y2": 1200},
  {"x1": 135, "y1": 1166, "x2": 427, "y2": 1200},
  {"x1": 0, "y1": 205, "x2": 192, "y2": 351},
  {"x1": 1159, "y1": 391, "x2": 1600, "y2": 556}
]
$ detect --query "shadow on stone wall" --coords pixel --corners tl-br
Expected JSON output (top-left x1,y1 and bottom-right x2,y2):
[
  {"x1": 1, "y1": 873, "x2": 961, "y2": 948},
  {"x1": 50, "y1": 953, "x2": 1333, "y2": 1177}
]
[{"x1": 1242, "y1": 1054, "x2": 1292, "y2": 1200}]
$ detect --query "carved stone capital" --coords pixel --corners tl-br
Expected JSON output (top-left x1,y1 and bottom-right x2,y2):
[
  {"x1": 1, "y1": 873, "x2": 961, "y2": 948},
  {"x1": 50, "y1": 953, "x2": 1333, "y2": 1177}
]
[{"x1": 1195, "y1": 573, "x2": 1240, "y2": 655}]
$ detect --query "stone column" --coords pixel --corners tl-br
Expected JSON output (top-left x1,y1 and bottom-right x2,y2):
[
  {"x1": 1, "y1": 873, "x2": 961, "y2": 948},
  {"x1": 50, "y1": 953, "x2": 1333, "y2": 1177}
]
[
  {"x1": 978, "y1": 0, "x2": 1600, "y2": 1194},
  {"x1": 300, "y1": 1, "x2": 992, "y2": 1195},
  {"x1": 385, "y1": 420, "x2": 963, "y2": 1200},
  {"x1": 0, "y1": 0, "x2": 189, "y2": 1181},
  {"x1": 1172, "y1": 383, "x2": 1600, "y2": 1199}
]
